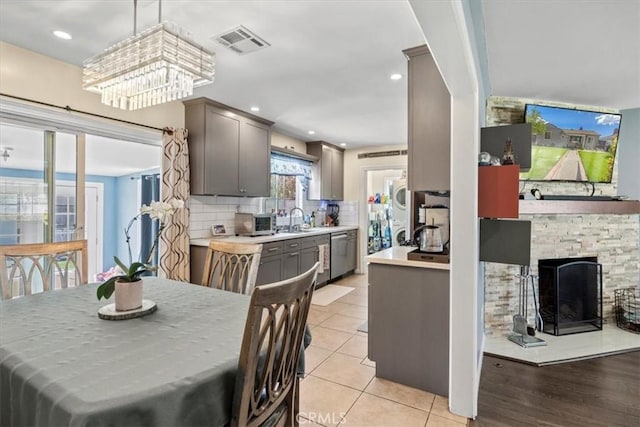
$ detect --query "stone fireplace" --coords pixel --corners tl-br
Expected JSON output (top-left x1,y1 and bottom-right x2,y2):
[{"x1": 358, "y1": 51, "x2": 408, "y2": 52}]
[{"x1": 483, "y1": 213, "x2": 639, "y2": 336}]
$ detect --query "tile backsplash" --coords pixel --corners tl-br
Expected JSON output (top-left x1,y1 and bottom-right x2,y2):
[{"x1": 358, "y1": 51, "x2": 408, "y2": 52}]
[{"x1": 189, "y1": 196, "x2": 359, "y2": 239}]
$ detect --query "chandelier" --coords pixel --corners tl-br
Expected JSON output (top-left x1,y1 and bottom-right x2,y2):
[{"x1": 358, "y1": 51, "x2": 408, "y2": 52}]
[{"x1": 82, "y1": 1, "x2": 214, "y2": 111}]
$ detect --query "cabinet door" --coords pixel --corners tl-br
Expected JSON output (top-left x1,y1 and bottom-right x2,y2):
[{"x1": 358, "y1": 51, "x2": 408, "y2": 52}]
[
  {"x1": 204, "y1": 107, "x2": 240, "y2": 195},
  {"x1": 331, "y1": 149, "x2": 344, "y2": 200},
  {"x1": 282, "y1": 251, "x2": 300, "y2": 280},
  {"x1": 321, "y1": 146, "x2": 333, "y2": 200},
  {"x1": 300, "y1": 246, "x2": 318, "y2": 276},
  {"x1": 256, "y1": 255, "x2": 282, "y2": 286},
  {"x1": 204, "y1": 108, "x2": 240, "y2": 195},
  {"x1": 407, "y1": 49, "x2": 450, "y2": 192},
  {"x1": 346, "y1": 234, "x2": 357, "y2": 272},
  {"x1": 239, "y1": 122, "x2": 270, "y2": 197}
]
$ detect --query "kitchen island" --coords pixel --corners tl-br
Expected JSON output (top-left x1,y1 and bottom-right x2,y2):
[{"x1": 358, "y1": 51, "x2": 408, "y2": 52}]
[{"x1": 366, "y1": 246, "x2": 450, "y2": 396}]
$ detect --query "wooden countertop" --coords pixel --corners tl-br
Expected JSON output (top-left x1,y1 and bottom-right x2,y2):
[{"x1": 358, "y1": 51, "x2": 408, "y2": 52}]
[
  {"x1": 366, "y1": 247, "x2": 450, "y2": 270},
  {"x1": 519, "y1": 200, "x2": 640, "y2": 215}
]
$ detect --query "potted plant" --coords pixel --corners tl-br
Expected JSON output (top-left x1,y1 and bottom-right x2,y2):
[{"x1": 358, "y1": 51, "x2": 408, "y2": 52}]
[{"x1": 97, "y1": 198, "x2": 184, "y2": 311}]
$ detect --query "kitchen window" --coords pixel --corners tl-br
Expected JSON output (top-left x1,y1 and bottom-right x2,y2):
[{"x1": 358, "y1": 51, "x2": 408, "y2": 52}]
[{"x1": 264, "y1": 153, "x2": 312, "y2": 216}]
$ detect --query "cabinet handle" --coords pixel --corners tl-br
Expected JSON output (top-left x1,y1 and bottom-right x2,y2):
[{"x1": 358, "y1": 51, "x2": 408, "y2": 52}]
[
  {"x1": 289, "y1": 252, "x2": 299, "y2": 257},
  {"x1": 289, "y1": 243, "x2": 299, "y2": 248},
  {"x1": 267, "y1": 247, "x2": 279, "y2": 252}
]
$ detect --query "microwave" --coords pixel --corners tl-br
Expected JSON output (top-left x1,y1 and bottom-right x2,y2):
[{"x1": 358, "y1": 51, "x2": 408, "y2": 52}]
[{"x1": 235, "y1": 213, "x2": 275, "y2": 236}]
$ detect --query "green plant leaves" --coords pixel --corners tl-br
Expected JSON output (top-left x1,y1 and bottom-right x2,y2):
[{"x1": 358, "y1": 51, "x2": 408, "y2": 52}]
[{"x1": 97, "y1": 277, "x2": 117, "y2": 300}]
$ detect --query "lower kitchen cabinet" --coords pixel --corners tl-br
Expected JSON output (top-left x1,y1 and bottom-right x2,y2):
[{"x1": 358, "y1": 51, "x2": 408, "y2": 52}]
[
  {"x1": 282, "y1": 250, "x2": 301, "y2": 280},
  {"x1": 256, "y1": 254, "x2": 282, "y2": 286},
  {"x1": 368, "y1": 263, "x2": 449, "y2": 396},
  {"x1": 191, "y1": 232, "x2": 343, "y2": 289},
  {"x1": 255, "y1": 234, "x2": 330, "y2": 286}
]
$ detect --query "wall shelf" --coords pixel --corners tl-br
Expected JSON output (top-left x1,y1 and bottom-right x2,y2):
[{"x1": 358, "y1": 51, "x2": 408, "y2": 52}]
[{"x1": 519, "y1": 200, "x2": 640, "y2": 215}]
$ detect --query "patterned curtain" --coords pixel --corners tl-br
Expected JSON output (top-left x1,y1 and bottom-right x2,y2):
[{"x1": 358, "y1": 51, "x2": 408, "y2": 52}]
[{"x1": 159, "y1": 127, "x2": 190, "y2": 282}]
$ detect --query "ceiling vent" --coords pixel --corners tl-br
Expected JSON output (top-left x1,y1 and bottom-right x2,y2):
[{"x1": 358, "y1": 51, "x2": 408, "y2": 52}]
[{"x1": 213, "y1": 26, "x2": 270, "y2": 55}]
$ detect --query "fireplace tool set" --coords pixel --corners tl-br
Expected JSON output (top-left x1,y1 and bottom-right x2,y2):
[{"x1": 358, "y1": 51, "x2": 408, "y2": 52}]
[{"x1": 508, "y1": 265, "x2": 547, "y2": 348}]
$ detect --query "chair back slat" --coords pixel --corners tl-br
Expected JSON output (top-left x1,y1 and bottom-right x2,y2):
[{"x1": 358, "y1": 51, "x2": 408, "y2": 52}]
[
  {"x1": 201, "y1": 241, "x2": 263, "y2": 295},
  {"x1": 0, "y1": 240, "x2": 88, "y2": 300},
  {"x1": 231, "y1": 262, "x2": 319, "y2": 427}
]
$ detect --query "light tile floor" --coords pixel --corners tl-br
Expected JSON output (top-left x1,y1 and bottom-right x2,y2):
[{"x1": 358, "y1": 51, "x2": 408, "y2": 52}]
[{"x1": 300, "y1": 273, "x2": 469, "y2": 427}]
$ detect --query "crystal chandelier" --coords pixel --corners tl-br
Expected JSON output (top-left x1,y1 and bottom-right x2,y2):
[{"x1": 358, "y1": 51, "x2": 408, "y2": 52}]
[{"x1": 82, "y1": 1, "x2": 214, "y2": 111}]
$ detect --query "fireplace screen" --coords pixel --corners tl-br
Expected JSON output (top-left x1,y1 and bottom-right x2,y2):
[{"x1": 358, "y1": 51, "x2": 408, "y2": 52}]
[{"x1": 538, "y1": 257, "x2": 602, "y2": 336}]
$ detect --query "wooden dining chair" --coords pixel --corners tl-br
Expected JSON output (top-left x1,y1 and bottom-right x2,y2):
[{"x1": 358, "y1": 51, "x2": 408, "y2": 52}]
[
  {"x1": 201, "y1": 241, "x2": 263, "y2": 295},
  {"x1": 231, "y1": 262, "x2": 319, "y2": 427},
  {"x1": 0, "y1": 240, "x2": 88, "y2": 300}
]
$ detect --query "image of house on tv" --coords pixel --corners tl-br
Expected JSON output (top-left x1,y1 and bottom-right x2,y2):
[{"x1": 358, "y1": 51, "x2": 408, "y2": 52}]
[
  {"x1": 523, "y1": 105, "x2": 621, "y2": 183},
  {"x1": 532, "y1": 122, "x2": 618, "y2": 152}
]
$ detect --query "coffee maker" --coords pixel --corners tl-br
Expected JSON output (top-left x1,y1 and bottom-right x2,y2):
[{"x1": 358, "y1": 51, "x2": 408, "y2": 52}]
[{"x1": 420, "y1": 205, "x2": 449, "y2": 249}]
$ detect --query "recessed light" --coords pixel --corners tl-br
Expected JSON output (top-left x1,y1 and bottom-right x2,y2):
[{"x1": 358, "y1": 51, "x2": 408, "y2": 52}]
[
  {"x1": 250, "y1": 106, "x2": 260, "y2": 112},
  {"x1": 390, "y1": 73, "x2": 402, "y2": 81},
  {"x1": 53, "y1": 30, "x2": 72, "y2": 40},
  {"x1": 308, "y1": 131, "x2": 315, "y2": 135},
  {"x1": 340, "y1": 143, "x2": 347, "y2": 147}
]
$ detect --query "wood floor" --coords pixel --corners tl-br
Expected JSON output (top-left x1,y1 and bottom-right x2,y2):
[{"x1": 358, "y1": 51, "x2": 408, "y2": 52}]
[{"x1": 470, "y1": 351, "x2": 640, "y2": 427}]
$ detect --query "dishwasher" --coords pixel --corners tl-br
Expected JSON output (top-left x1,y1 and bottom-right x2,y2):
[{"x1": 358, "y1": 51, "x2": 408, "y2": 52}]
[{"x1": 330, "y1": 232, "x2": 348, "y2": 280}]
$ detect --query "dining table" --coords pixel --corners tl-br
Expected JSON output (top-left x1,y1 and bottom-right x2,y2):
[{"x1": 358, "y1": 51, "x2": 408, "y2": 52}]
[{"x1": 0, "y1": 277, "x2": 250, "y2": 427}]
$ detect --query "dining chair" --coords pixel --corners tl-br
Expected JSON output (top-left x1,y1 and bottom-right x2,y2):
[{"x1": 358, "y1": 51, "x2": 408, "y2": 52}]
[
  {"x1": 201, "y1": 240, "x2": 263, "y2": 295},
  {"x1": 0, "y1": 240, "x2": 88, "y2": 300},
  {"x1": 231, "y1": 262, "x2": 319, "y2": 427}
]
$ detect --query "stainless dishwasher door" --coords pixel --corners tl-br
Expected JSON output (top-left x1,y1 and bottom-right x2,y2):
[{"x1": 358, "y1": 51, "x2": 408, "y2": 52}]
[{"x1": 331, "y1": 233, "x2": 348, "y2": 280}]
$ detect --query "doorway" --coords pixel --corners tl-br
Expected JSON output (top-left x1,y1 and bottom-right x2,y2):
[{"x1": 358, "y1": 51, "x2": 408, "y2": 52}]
[{"x1": 359, "y1": 167, "x2": 405, "y2": 271}]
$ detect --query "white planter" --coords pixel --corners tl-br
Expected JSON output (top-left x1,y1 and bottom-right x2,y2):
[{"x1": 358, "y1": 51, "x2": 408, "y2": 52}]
[{"x1": 115, "y1": 279, "x2": 143, "y2": 312}]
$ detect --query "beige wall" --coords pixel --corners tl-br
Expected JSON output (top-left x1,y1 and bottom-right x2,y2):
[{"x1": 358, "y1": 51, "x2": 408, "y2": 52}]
[
  {"x1": 0, "y1": 42, "x2": 184, "y2": 129},
  {"x1": 270, "y1": 131, "x2": 307, "y2": 152},
  {"x1": 343, "y1": 144, "x2": 408, "y2": 201}
]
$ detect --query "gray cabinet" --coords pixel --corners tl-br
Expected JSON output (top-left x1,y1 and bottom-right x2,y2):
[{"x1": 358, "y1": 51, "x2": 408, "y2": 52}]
[
  {"x1": 306, "y1": 141, "x2": 344, "y2": 200},
  {"x1": 191, "y1": 233, "x2": 339, "y2": 289},
  {"x1": 368, "y1": 263, "x2": 449, "y2": 396},
  {"x1": 282, "y1": 238, "x2": 302, "y2": 280},
  {"x1": 256, "y1": 241, "x2": 284, "y2": 286},
  {"x1": 404, "y1": 45, "x2": 451, "y2": 192},
  {"x1": 346, "y1": 229, "x2": 357, "y2": 272},
  {"x1": 185, "y1": 98, "x2": 273, "y2": 196},
  {"x1": 256, "y1": 255, "x2": 282, "y2": 286}
]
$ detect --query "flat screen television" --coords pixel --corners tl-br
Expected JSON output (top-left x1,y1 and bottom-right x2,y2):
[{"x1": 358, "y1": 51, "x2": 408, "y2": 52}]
[{"x1": 520, "y1": 104, "x2": 622, "y2": 183}]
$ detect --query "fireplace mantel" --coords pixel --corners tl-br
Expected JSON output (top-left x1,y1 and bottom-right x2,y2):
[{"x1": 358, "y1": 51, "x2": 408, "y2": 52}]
[{"x1": 520, "y1": 200, "x2": 640, "y2": 215}]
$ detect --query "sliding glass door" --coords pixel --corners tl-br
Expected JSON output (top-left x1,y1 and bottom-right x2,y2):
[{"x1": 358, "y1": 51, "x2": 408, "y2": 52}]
[{"x1": 0, "y1": 122, "x2": 85, "y2": 245}]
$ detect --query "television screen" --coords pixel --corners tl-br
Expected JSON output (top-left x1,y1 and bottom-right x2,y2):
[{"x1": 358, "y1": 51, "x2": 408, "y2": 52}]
[{"x1": 520, "y1": 104, "x2": 621, "y2": 183}]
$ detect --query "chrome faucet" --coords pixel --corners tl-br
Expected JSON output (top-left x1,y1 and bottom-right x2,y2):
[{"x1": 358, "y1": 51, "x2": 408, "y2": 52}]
[{"x1": 289, "y1": 207, "x2": 305, "y2": 232}]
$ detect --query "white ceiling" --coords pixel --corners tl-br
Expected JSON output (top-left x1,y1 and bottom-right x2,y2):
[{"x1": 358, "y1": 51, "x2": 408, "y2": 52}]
[
  {"x1": 482, "y1": 0, "x2": 640, "y2": 110},
  {"x1": 0, "y1": 0, "x2": 638, "y2": 159}
]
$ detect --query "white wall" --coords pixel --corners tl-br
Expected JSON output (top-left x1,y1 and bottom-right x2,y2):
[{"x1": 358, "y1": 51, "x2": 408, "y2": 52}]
[
  {"x1": 343, "y1": 144, "x2": 408, "y2": 202},
  {"x1": 271, "y1": 131, "x2": 308, "y2": 152},
  {"x1": 0, "y1": 42, "x2": 184, "y2": 129}
]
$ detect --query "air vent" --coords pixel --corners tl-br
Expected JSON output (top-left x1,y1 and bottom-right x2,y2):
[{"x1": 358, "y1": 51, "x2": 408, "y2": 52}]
[{"x1": 213, "y1": 25, "x2": 270, "y2": 55}]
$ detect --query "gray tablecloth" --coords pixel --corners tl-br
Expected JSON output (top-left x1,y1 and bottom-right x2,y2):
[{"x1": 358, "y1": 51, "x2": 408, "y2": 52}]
[{"x1": 0, "y1": 278, "x2": 249, "y2": 427}]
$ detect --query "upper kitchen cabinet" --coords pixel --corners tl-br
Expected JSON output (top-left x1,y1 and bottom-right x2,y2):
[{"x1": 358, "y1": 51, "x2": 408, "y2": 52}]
[
  {"x1": 185, "y1": 98, "x2": 274, "y2": 197},
  {"x1": 404, "y1": 45, "x2": 451, "y2": 192},
  {"x1": 306, "y1": 141, "x2": 344, "y2": 200}
]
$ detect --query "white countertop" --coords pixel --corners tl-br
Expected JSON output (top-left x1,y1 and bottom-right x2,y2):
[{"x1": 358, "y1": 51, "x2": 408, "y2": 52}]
[
  {"x1": 190, "y1": 225, "x2": 358, "y2": 247},
  {"x1": 366, "y1": 246, "x2": 450, "y2": 270}
]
